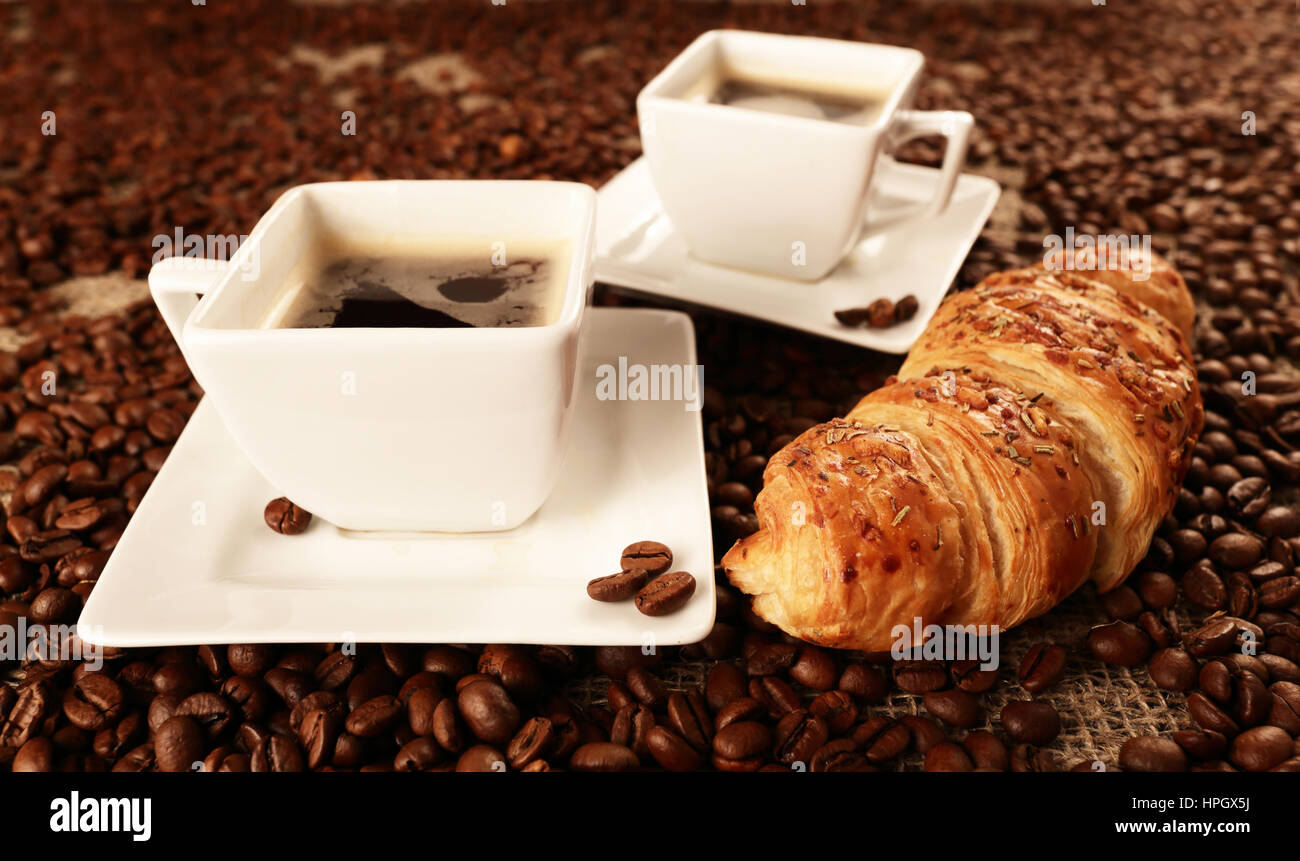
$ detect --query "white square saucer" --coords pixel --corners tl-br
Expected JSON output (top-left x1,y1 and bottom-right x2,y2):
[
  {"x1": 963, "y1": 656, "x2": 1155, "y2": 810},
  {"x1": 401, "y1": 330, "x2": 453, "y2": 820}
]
[
  {"x1": 594, "y1": 156, "x2": 1000, "y2": 353},
  {"x1": 77, "y1": 308, "x2": 715, "y2": 647}
]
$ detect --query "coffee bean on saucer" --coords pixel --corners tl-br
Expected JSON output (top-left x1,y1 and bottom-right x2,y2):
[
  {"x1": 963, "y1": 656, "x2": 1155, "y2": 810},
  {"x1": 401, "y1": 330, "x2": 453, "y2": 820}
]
[
  {"x1": 587, "y1": 569, "x2": 649, "y2": 602},
  {"x1": 833, "y1": 307, "x2": 871, "y2": 327},
  {"x1": 619, "y1": 540, "x2": 672, "y2": 576},
  {"x1": 866, "y1": 298, "x2": 894, "y2": 328},
  {"x1": 894, "y1": 294, "x2": 919, "y2": 323},
  {"x1": 264, "y1": 497, "x2": 311, "y2": 535},
  {"x1": 634, "y1": 571, "x2": 695, "y2": 616}
]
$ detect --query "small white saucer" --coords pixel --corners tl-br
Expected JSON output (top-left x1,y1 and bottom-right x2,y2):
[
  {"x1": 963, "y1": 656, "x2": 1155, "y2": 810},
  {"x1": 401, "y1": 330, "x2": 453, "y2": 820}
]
[
  {"x1": 78, "y1": 308, "x2": 715, "y2": 648},
  {"x1": 595, "y1": 157, "x2": 1000, "y2": 353}
]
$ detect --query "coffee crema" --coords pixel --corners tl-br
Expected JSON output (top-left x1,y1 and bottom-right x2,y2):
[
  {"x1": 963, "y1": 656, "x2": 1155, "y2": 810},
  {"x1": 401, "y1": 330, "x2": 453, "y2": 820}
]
[
  {"x1": 265, "y1": 245, "x2": 568, "y2": 329},
  {"x1": 709, "y1": 78, "x2": 887, "y2": 125},
  {"x1": 681, "y1": 67, "x2": 890, "y2": 126}
]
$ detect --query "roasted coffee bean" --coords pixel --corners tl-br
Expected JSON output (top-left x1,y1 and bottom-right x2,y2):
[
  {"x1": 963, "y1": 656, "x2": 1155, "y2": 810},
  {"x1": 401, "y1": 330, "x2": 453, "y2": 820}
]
[
  {"x1": 28, "y1": 586, "x2": 78, "y2": 624},
  {"x1": 1135, "y1": 571, "x2": 1178, "y2": 609},
  {"x1": 1000, "y1": 700, "x2": 1060, "y2": 745},
  {"x1": 506, "y1": 717, "x2": 555, "y2": 769},
  {"x1": 222, "y1": 644, "x2": 271, "y2": 679},
  {"x1": 1260, "y1": 576, "x2": 1300, "y2": 609},
  {"x1": 1099, "y1": 585, "x2": 1144, "y2": 621},
  {"x1": 963, "y1": 731, "x2": 1010, "y2": 771},
  {"x1": 1148, "y1": 648, "x2": 1198, "y2": 691},
  {"x1": 837, "y1": 663, "x2": 887, "y2": 702},
  {"x1": 619, "y1": 540, "x2": 672, "y2": 576},
  {"x1": 1259, "y1": 653, "x2": 1300, "y2": 684},
  {"x1": 0, "y1": 556, "x2": 31, "y2": 593},
  {"x1": 896, "y1": 715, "x2": 943, "y2": 755},
  {"x1": 455, "y1": 744, "x2": 507, "y2": 772},
  {"x1": 893, "y1": 659, "x2": 948, "y2": 693},
  {"x1": 749, "y1": 675, "x2": 799, "y2": 718},
  {"x1": 154, "y1": 715, "x2": 204, "y2": 773},
  {"x1": 924, "y1": 742, "x2": 974, "y2": 772},
  {"x1": 702, "y1": 663, "x2": 745, "y2": 714},
  {"x1": 1187, "y1": 692, "x2": 1240, "y2": 736},
  {"x1": 714, "y1": 697, "x2": 764, "y2": 732},
  {"x1": 456, "y1": 680, "x2": 520, "y2": 744},
  {"x1": 61, "y1": 672, "x2": 125, "y2": 731},
  {"x1": 853, "y1": 717, "x2": 910, "y2": 764},
  {"x1": 345, "y1": 695, "x2": 404, "y2": 739},
  {"x1": 1209, "y1": 533, "x2": 1263, "y2": 569},
  {"x1": 772, "y1": 709, "x2": 828, "y2": 765},
  {"x1": 1119, "y1": 736, "x2": 1187, "y2": 772},
  {"x1": 788, "y1": 645, "x2": 837, "y2": 690},
  {"x1": 145, "y1": 408, "x2": 186, "y2": 443},
  {"x1": 606, "y1": 680, "x2": 635, "y2": 712},
  {"x1": 618, "y1": 665, "x2": 665, "y2": 707},
  {"x1": 252, "y1": 734, "x2": 304, "y2": 772},
  {"x1": 432, "y1": 698, "x2": 464, "y2": 754},
  {"x1": 713, "y1": 720, "x2": 771, "y2": 762},
  {"x1": 807, "y1": 690, "x2": 856, "y2": 735},
  {"x1": 609, "y1": 703, "x2": 653, "y2": 758},
  {"x1": 1087, "y1": 620, "x2": 1152, "y2": 666},
  {"x1": 314, "y1": 651, "x2": 357, "y2": 691},
  {"x1": 1137, "y1": 609, "x2": 1180, "y2": 649},
  {"x1": 1226, "y1": 572, "x2": 1258, "y2": 618},
  {"x1": 263, "y1": 497, "x2": 311, "y2": 535},
  {"x1": 746, "y1": 641, "x2": 799, "y2": 676},
  {"x1": 12, "y1": 737, "x2": 56, "y2": 772},
  {"x1": 1268, "y1": 681, "x2": 1300, "y2": 734},
  {"x1": 1010, "y1": 744, "x2": 1059, "y2": 773},
  {"x1": 1258, "y1": 506, "x2": 1300, "y2": 538},
  {"x1": 810, "y1": 738, "x2": 871, "y2": 772},
  {"x1": 1018, "y1": 643, "x2": 1066, "y2": 693},
  {"x1": 666, "y1": 691, "x2": 712, "y2": 752},
  {"x1": 1182, "y1": 565, "x2": 1227, "y2": 611},
  {"x1": 1173, "y1": 729, "x2": 1227, "y2": 760},
  {"x1": 634, "y1": 570, "x2": 695, "y2": 616},
  {"x1": 421, "y1": 645, "x2": 476, "y2": 680},
  {"x1": 923, "y1": 689, "x2": 981, "y2": 728},
  {"x1": 1184, "y1": 616, "x2": 1240, "y2": 657},
  {"x1": 1229, "y1": 725, "x2": 1293, "y2": 772},
  {"x1": 173, "y1": 692, "x2": 235, "y2": 740},
  {"x1": 950, "y1": 659, "x2": 999, "y2": 693},
  {"x1": 586, "y1": 569, "x2": 648, "y2": 602},
  {"x1": 394, "y1": 736, "x2": 441, "y2": 772},
  {"x1": 645, "y1": 725, "x2": 701, "y2": 772},
  {"x1": 570, "y1": 741, "x2": 638, "y2": 772},
  {"x1": 299, "y1": 708, "x2": 341, "y2": 770},
  {"x1": 1226, "y1": 476, "x2": 1271, "y2": 518}
]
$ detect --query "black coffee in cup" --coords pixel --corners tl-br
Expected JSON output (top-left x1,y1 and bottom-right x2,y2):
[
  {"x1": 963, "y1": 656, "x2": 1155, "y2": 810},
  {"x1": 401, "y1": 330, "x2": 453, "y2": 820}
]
[
  {"x1": 267, "y1": 247, "x2": 567, "y2": 329},
  {"x1": 708, "y1": 76, "x2": 887, "y2": 125}
]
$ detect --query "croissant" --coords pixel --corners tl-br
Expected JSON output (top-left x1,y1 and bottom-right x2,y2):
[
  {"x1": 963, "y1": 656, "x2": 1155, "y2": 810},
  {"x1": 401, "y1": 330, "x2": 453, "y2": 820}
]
[{"x1": 722, "y1": 248, "x2": 1202, "y2": 651}]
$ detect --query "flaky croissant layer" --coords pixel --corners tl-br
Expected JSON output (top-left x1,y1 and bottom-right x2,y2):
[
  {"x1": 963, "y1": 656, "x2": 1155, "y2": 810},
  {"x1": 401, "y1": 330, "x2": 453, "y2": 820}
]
[{"x1": 723, "y1": 250, "x2": 1202, "y2": 651}]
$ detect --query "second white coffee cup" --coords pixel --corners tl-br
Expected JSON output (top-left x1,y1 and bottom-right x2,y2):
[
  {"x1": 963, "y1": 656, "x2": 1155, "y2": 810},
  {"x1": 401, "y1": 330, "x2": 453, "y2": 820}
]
[{"x1": 637, "y1": 30, "x2": 973, "y2": 281}]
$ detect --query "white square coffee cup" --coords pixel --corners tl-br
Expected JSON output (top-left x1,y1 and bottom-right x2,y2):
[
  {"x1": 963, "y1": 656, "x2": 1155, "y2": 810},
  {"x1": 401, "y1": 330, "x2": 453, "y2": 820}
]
[
  {"x1": 637, "y1": 30, "x2": 973, "y2": 281},
  {"x1": 149, "y1": 181, "x2": 596, "y2": 533}
]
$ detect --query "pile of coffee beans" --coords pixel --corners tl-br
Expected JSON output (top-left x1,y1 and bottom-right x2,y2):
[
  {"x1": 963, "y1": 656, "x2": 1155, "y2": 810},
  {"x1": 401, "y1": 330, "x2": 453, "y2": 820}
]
[
  {"x1": 833, "y1": 294, "x2": 920, "y2": 329},
  {"x1": 588, "y1": 541, "x2": 695, "y2": 617},
  {"x1": 3, "y1": 0, "x2": 1300, "y2": 770}
]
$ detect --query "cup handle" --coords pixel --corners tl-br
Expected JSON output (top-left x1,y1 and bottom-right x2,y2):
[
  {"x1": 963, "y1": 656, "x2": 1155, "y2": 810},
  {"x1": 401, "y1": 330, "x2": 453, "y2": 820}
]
[
  {"x1": 148, "y1": 256, "x2": 229, "y2": 348},
  {"x1": 887, "y1": 109, "x2": 973, "y2": 219}
]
